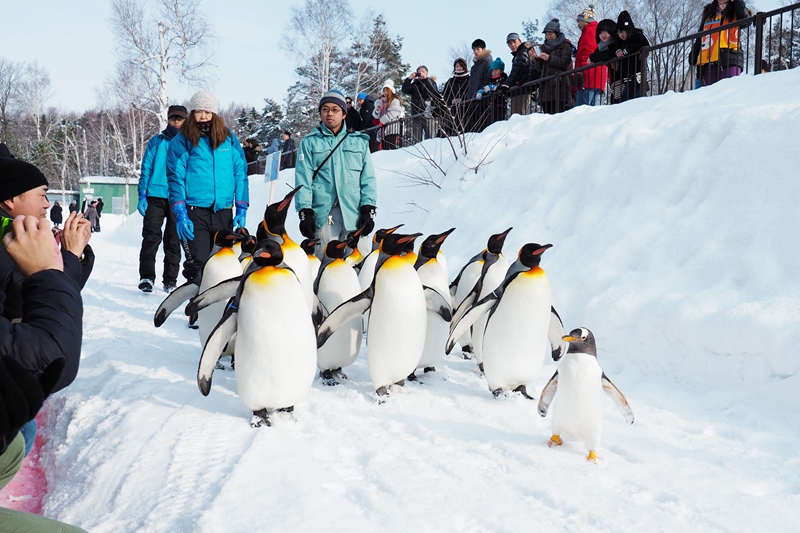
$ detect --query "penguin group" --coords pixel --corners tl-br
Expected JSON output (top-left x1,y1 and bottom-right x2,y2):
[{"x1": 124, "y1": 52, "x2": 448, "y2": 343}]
[{"x1": 150, "y1": 187, "x2": 634, "y2": 461}]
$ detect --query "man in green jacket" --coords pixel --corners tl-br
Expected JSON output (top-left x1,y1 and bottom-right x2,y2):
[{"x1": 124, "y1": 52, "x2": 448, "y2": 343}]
[{"x1": 295, "y1": 89, "x2": 377, "y2": 257}]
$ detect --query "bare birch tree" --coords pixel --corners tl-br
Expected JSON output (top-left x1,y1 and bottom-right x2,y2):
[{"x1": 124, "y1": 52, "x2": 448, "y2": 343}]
[
  {"x1": 0, "y1": 58, "x2": 24, "y2": 140},
  {"x1": 111, "y1": 0, "x2": 213, "y2": 129},
  {"x1": 17, "y1": 62, "x2": 53, "y2": 142}
]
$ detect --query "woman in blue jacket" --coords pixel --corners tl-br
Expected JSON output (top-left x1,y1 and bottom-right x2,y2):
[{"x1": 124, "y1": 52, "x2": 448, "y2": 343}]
[{"x1": 167, "y1": 91, "x2": 249, "y2": 283}]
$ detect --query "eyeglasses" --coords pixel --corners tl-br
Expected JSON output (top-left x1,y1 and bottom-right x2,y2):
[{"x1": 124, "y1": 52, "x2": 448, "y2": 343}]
[{"x1": 321, "y1": 106, "x2": 342, "y2": 114}]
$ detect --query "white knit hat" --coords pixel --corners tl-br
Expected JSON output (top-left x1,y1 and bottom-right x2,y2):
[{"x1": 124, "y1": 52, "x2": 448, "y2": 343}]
[
  {"x1": 381, "y1": 79, "x2": 396, "y2": 95},
  {"x1": 188, "y1": 91, "x2": 219, "y2": 114}
]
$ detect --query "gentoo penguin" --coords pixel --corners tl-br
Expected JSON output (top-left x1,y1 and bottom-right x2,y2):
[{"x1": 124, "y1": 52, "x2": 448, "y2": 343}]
[
  {"x1": 314, "y1": 239, "x2": 363, "y2": 384},
  {"x1": 154, "y1": 231, "x2": 245, "y2": 340},
  {"x1": 197, "y1": 240, "x2": 317, "y2": 427},
  {"x1": 446, "y1": 243, "x2": 566, "y2": 399},
  {"x1": 256, "y1": 185, "x2": 314, "y2": 312},
  {"x1": 301, "y1": 238, "x2": 321, "y2": 280},
  {"x1": 318, "y1": 233, "x2": 450, "y2": 397},
  {"x1": 410, "y1": 228, "x2": 456, "y2": 378},
  {"x1": 538, "y1": 328, "x2": 634, "y2": 463},
  {"x1": 450, "y1": 228, "x2": 512, "y2": 365}
]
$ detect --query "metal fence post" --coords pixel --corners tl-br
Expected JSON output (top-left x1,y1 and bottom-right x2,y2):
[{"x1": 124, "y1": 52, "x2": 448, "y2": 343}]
[{"x1": 754, "y1": 11, "x2": 765, "y2": 75}]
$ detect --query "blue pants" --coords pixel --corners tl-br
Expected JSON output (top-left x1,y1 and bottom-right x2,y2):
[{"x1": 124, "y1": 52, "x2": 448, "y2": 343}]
[{"x1": 575, "y1": 89, "x2": 602, "y2": 106}]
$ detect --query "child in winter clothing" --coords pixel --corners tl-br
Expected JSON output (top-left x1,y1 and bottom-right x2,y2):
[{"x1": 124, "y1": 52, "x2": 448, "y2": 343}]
[{"x1": 476, "y1": 58, "x2": 508, "y2": 125}]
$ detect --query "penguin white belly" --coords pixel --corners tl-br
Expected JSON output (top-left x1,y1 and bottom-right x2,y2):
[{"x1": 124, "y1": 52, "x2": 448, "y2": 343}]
[
  {"x1": 308, "y1": 256, "x2": 321, "y2": 281},
  {"x1": 357, "y1": 250, "x2": 380, "y2": 291},
  {"x1": 198, "y1": 251, "x2": 243, "y2": 348},
  {"x1": 282, "y1": 242, "x2": 314, "y2": 312},
  {"x1": 234, "y1": 269, "x2": 317, "y2": 411},
  {"x1": 473, "y1": 256, "x2": 510, "y2": 365},
  {"x1": 482, "y1": 270, "x2": 551, "y2": 392},
  {"x1": 367, "y1": 257, "x2": 427, "y2": 389},
  {"x1": 452, "y1": 260, "x2": 483, "y2": 350},
  {"x1": 316, "y1": 261, "x2": 363, "y2": 371},
  {"x1": 551, "y1": 353, "x2": 604, "y2": 451},
  {"x1": 416, "y1": 259, "x2": 450, "y2": 369}
]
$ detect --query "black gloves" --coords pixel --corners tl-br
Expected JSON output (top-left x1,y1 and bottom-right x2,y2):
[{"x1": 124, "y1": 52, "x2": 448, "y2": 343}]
[
  {"x1": 0, "y1": 357, "x2": 65, "y2": 448},
  {"x1": 357, "y1": 205, "x2": 376, "y2": 235},
  {"x1": 299, "y1": 208, "x2": 316, "y2": 239}
]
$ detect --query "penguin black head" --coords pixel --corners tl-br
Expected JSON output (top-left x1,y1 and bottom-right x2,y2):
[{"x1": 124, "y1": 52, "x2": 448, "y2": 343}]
[
  {"x1": 380, "y1": 232, "x2": 423, "y2": 256},
  {"x1": 518, "y1": 243, "x2": 553, "y2": 268},
  {"x1": 300, "y1": 238, "x2": 317, "y2": 256},
  {"x1": 241, "y1": 234, "x2": 258, "y2": 256},
  {"x1": 252, "y1": 239, "x2": 284, "y2": 267},
  {"x1": 487, "y1": 227, "x2": 512, "y2": 255},
  {"x1": 346, "y1": 226, "x2": 364, "y2": 250},
  {"x1": 563, "y1": 327, "x2": 597, "y2": 357},
  {"x1": 260, "y1": 185, "x2": 302, "y2": 237},
  {"x1": 213, "y1": 230, "x2": 245, "y2": 248},
  {"x1": 373, "y1": 224, "x2": 404, "y2": 244},
  {"x1": 324, "y1": 239, "x2": 350, "y2": 260},
  {"x1": 418, "y1": 228, "x2": 456, "y2": 260}
]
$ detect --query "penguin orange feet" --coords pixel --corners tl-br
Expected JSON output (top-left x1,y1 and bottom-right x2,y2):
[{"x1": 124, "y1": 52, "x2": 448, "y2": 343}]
[
  {"x1": 587, "y1": 450, "x2": 598, "y2": 463},
  {"x1": 548, "y1": 435, "x2": 563, "y2": 447}
]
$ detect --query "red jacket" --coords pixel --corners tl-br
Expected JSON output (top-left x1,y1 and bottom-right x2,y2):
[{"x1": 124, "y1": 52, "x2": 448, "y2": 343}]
[{"x1": 575, "y1": 21, "x2": 608, "y2": 91}]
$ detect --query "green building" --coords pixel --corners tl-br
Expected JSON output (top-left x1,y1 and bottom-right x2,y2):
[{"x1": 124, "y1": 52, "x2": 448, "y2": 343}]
[{"x1": 79, "y1": 176, "x2": 140, "y2": 215}]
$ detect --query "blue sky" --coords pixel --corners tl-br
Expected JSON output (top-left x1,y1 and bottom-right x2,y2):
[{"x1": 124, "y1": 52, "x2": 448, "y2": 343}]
[{"x1": 1, "y1": 0, "x2": 784, "y2": 113}]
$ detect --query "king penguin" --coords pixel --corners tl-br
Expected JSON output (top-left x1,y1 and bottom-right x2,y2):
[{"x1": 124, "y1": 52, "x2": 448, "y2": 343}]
[
  {"x1": 315, "y1": 239, "x2": 363, "y2": 384},
  {"x1": 318, "y1": 233, "x2": 450, "y2": 397},
  {"x1": 411, "y1": 228, "x2": 456, "y2": 379},
  {"x1": 446, "y1": 243, "x2": 566, "y2": 399},
  {"x1": 301, "y1": 238, "x2": 321, "y2": 280},
  {"x1": 154, "y1": 231, "x2": 244, "y2": 340},
  {"x1": 197, "y1": 240, "x2": 317, "y2": 427},
  {"x1": 538, "y1": 327, "x2": 635, "y2": 462},
  {"x1": 450, "y1": 228, "x2": 512, "y2": 366},
  {"x1": 256, "y1": 185, "x2": 314, "y2": 313}
]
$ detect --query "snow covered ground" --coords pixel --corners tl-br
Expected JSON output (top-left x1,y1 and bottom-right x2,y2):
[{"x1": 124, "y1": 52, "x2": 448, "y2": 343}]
[{"x1": 5, "y1": 69, "x2": 800, "y2": 532}]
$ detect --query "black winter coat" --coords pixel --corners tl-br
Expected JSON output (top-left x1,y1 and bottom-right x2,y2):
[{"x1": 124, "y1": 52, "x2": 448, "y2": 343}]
[
  {"x1": 280, "y1": 138, "x2": 296, "y2": 169},
  {"x1": 50, "y1": 205, "x2": 63, "y2": 225},
  {"x1": 591, "y1": 29, "x2": 650, "y2": 81},
  {"x1": 345, "y1": 107, "x2": 361, "y2": 132},
  {"x1": 534, "y1": 39, "x2": 575, "y2": 103},
  {"x1": 506, "y1": 43, "x2": 533, "y2": 87},
  {"x1": 357, "y1": 96, "x2": 376, "y2": 131},
  {"x1": 0, "y1": 269, "x2": 83, "y2": 396},
  {"x1": 442, "y1": 74, "x2": 470, "y2": 105},
  {"x1": 468, "y1": 51, "x2": 493, "y2": 99},
  {"x1": 401, "y1": 77, "x2": 440, "y2": 114}
]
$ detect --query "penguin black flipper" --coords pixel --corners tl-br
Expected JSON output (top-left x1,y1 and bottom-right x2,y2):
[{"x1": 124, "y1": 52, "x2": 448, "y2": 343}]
[
  {"x1": 548, "y1": 307, "x2": 567, "y2": 361},
  {"x1": 154, "y1": 280, "x2": 200, "y2": 327},
  {"x1": 316, "y1": 286, "x2": 374, "y2": 349},
  {"x1": 312, "y1": 297, "x2": 329, "y2": 329},
  {"x1": 423, "y1": 285, "x2": 452, "y2": 322},
  {"x1": 537, "y1": 370, "x2": 560, "y2": 417},
  {"x1": 448, "y1": 250, "x2": 485, "y2": 298},
  {"x1": 601, "y1": 372, "x2": 635, "y2": 424},
  {"x1": 197, "y1": 297, "x2": 240, "y2": 396},
  {"x1": 445, "y1": 292, "x2": 498, "y2": 354},
  {"x1": 185, "y1": 277, "x2": 242, "y2": 317}
]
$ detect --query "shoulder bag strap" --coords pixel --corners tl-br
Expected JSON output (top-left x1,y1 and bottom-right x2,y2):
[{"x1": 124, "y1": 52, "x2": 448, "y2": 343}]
[{"x1": 312, "y1": 126, "x2": 350, "y2": 181}]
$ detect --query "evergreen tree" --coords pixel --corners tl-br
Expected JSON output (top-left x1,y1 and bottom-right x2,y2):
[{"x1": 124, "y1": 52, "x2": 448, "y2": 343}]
[
  {"x1": 522, "y1": 19, "x2": 540, "y2": 43},
  {"x1": 344, "y1": 15, "x2": 410, "y2": 98}
]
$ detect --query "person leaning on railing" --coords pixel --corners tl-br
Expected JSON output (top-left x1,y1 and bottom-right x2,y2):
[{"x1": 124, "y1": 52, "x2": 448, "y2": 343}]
[{"x1": 690, "y1": 0, "x2": 750, "y2": 87}]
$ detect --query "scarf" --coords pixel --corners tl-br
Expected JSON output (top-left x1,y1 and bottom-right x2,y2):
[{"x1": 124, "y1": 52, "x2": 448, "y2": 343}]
[
  {"x1": 196, "y1": 120, "x2": 212, "y2": 134},
  {"x1": 164, "y1": 124, "x2": 180, "y2": 140},
  {"x1": 541, "y1": 33, "x2": 567, "y2": 53},
  {"x1": 452, "y1": 70, "x2": 469, "y2": 78}
]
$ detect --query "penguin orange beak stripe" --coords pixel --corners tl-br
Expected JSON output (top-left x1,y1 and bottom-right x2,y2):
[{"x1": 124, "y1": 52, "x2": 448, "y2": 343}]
[
  {"x1": 534, "y1": 244, "x2": 553, "y2": 255},
  {"x1": 279, "y1": 185, "x2": 303, "y2": 211},
  {"x1": 562, "y1": 335, "x2": 579, "y2": 342},
  {"x1": 435, "y1": 227, "x2": 456, "y2": 244}
]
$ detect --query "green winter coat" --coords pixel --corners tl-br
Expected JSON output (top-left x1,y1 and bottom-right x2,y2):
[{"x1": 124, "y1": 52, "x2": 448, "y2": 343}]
[{"x1": 294, "y1": 123, "x2": 377, "y2": 231}]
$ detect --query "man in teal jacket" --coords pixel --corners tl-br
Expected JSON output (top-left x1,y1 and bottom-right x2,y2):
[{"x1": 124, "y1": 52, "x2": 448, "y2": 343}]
[
  {"x1": 137, "y1": 105, "x2": 186, "y2": 293},
  {"x1": 295, "y1": 89, "x2": 377, "y2": 258}
]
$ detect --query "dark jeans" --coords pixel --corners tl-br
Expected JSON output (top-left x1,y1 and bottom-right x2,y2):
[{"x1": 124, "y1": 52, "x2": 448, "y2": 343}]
[
  {"x1": 183, "y1": 206, "x2": 233, "y2": 283},
  {"x1": 139, "y1": 197, "x2": 181, "y2": 284}
]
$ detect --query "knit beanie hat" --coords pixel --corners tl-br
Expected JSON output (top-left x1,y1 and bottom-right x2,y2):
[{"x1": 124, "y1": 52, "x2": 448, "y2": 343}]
[
  {"x1": 357, "y1": 91, "x2": 368, "y2": 101},
  {"x1": 381, "y1": 79, "x2": 397, "y2": 95},
  {"x1": 167, "y1": 105, "x2": 188, "y2": 119},
  {"x1": 489, "y1": 57, "x2": 505, "y2": 71},
  {"x1": 543, "y1": 19, "x2": 561, "y2": 34},
  {"x1": 617, "y1": 11, "x2": 634, "y2": 31},
  {"x1": 577, "y1": 5, "x2": 596, "y2": 23},
  {"x1": 471, "y1": 38, "x2": 486, "y2": 49},
  {"x1": 0, "y1": 158, "x2": 49, "y2": 201},
  {"x1": 318, "y1": 89, "x2": 348, "y2": 113},
  {"x1": 188, "y1": 91, "x2": 219, "y2": 115}
]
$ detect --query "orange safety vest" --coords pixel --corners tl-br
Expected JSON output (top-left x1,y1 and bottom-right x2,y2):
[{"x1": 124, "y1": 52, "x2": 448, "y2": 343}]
[{"x1": 698, "y1": 13, "x2": 739, "y2": 65}]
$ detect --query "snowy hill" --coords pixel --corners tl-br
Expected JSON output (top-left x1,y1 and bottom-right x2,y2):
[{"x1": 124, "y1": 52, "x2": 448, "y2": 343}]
[{"x1": 10, "y1": 69, "x2": 800, "y2": 532}]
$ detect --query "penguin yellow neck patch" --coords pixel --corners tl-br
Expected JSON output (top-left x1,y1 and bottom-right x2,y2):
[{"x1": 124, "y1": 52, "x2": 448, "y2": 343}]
[
  {"x1": 250, "y1": 266, "x2": 292, "y2": 284},
  {"x1": 521, "y1": 267, "x2": 546, "y2": 278}
]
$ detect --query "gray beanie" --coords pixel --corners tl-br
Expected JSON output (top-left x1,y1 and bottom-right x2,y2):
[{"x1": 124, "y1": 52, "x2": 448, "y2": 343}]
[
  {"x1": 577, "y1": 5, "x2": 596, "y2": 23},
  {"x1": 188, "y1": 91, "x2": 219, "y2": 115},
  {"x1": 543, "y1": 18, "x2": 561, "y2": 34},
  {"x1": 318, "y1": 89, "x2": 348, "y2": 114}
]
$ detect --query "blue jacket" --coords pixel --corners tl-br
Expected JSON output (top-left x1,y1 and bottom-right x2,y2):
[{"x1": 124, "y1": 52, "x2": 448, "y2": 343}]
[
  {"x1": 167, "y1": 130, "x2": 249, "y2": 212},
  {"x1": 295, "y1": 124, "x2": 377, "y2": 231},
  {"x1": 139, "y1": 132, "x2": 171, "y2": 199}
]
